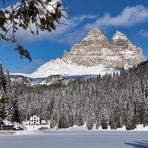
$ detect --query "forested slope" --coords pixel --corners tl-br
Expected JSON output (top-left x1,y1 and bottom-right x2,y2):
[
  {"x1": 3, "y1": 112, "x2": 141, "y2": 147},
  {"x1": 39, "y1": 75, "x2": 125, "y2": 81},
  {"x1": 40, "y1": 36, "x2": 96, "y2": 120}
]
[{"x1": 17, "y1": 60, "x2": 148, "y2": 130}]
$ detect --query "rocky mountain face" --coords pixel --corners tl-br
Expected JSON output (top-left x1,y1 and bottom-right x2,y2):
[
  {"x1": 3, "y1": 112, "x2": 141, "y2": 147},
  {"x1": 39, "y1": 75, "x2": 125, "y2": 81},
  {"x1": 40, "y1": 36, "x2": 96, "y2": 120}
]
[
  {"x1": 30, "y1": 28, "x2": 144, "y2": 78},
  {"x1": 62, "y1": 28, "x2": 144, "y2": 68}
]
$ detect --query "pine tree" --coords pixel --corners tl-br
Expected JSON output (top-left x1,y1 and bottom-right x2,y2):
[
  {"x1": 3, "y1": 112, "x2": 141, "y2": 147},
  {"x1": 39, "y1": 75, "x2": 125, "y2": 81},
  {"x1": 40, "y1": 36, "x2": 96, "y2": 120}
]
[
  {"x1": 13, "y1": 60, "x2": 148, "y2": 130},
  {"x1": 5, "y1": 70, "x2": 14, "y2": 121},
  {"x1": 0, "y1": 64, "x2": 7, "y2": 119},
  {"x1": 0, "y1": 64, "x2": 5, "y2": 89},
  {"x1": 11, "y1": 80, "x2": 20, "y2": 122},
  {"x1": 0, "y1": 87, "x2": 7, "y2": 119}
]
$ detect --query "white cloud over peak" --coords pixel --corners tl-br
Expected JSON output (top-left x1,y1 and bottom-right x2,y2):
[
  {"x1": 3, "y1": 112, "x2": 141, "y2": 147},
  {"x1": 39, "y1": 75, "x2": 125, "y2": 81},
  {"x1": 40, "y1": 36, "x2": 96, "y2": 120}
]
[
  {"x1": 15, "y1": 5, "x2": 148, "y2": 44},
  {"x1": 85, "y1": 5, "x2": 148, "y2": 29},
  {"x1": 15, "y1": 14, "x2": 97, "y2": 43},
  {"x1": 41, "y1": 5, "x2": 148, "y2": 45}
]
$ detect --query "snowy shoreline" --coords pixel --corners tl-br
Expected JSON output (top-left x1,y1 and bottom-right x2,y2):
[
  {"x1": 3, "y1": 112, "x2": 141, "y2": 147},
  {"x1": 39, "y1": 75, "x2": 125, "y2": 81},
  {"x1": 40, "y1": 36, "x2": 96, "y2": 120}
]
[
  {"x1": 1, "y1": 124, "x2": 148, "y2": 136},
  {"x1": 0, "y1": 131, "x2": 16, "y2": 136},
  {"x1": 13, "y1": 124, "x2": 148, "y2": 136}
]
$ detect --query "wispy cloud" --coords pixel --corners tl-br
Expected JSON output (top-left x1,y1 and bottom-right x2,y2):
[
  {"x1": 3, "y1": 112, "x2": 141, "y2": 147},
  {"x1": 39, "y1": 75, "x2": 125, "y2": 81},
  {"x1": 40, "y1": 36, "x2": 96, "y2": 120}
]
[
  {"x1": 85, "y1": 5, "x2": 148, "y2": 29},
  {"x1": 57, "y1": 30, "x2": 86, "y2": 45},
  {"x1": 139, "y1": 29, "x2": 148, "y2": 38},
  {"x1": 14, "y1": 5, "x2": 148, "y2": 45},
  {"x1": 53, "y1": 14, "x2": 97, "y2": 44},
  {"x1": 15, "y1": 14, "x2": 97, "y2": 43},
  {"x1": 56, "y1": 5, "x2": 148, "y2": 45},
  {"x1": 72, "y1": 14, "x2": 97, "y2": 22}
]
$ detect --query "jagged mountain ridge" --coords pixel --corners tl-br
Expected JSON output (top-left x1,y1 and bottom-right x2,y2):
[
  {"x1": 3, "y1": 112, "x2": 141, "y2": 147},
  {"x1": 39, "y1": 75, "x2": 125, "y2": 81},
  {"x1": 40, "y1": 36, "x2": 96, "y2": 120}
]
[
  {"x1": 31, "y1": 28, "x2": 144, "y2": 78},
  {"x1": 62, "y1": 28, "x2": 144, "y2": 68}
]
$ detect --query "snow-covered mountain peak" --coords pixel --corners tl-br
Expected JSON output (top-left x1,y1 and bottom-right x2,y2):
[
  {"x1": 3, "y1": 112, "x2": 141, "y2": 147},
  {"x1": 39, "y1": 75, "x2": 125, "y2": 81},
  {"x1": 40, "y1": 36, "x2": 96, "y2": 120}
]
[
  {"x1": 25, "y1": 27, "x2": 145, "y2": 78},
  {"x1": 83, "y1": 27, "x2": 107, "y2": 41},
  {"x1": 112, "y1": 31, "x2": 128, "y2": 40}
]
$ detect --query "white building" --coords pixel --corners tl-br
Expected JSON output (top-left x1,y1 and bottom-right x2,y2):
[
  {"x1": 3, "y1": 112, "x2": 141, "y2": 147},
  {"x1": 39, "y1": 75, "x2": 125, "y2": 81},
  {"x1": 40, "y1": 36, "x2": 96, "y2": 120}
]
[
  {"x1": 41, "y1": 119, "x2": 48, "y2": 125},
  {"x1": 29, "y1": 115, "x2": 40, "y2": 125}
]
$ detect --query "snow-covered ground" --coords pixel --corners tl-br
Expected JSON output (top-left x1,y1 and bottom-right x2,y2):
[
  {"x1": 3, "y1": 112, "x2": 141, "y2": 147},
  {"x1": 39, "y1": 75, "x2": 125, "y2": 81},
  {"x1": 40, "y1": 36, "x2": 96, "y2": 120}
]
[
  {"x1": 11, "y1": 62, "x2": 118, "y2": 79},
  {"x1": 11, "y1": 59, "x2": 117, "y2": 78},
  {"x1": 31, "y1": 59, "x2": 118, "y2": 78},
  {"x1": 13, "y1": 124, "x2": 148, "y2": 136}
]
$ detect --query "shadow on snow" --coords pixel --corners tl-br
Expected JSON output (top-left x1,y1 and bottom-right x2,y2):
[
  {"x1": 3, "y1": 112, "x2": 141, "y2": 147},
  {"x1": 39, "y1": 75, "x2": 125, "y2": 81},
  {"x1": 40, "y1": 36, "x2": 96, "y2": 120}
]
[{"x1": 125, "y1": 140, "x2": 148, "y2": 148}]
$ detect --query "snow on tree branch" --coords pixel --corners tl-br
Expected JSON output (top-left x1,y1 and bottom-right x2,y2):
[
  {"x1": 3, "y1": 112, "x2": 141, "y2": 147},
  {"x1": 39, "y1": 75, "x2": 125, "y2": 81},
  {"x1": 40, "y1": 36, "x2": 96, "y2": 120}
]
[{"x1": 0, "y1": 0, "x2": 65, "y2": 61}]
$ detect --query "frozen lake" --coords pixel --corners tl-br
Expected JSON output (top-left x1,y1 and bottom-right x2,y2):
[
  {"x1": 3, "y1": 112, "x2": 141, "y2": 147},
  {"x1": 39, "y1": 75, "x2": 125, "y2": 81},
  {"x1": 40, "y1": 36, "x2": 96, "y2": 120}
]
[{"x1": 0, "y1": 131, "x2": 148, "y2": 148}]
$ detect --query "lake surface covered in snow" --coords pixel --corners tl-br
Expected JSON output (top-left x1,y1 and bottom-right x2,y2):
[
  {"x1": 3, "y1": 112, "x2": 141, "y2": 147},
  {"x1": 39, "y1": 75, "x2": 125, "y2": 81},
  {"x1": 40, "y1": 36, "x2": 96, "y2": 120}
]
[{"x1": 0, "y1": 131, "x2": 148, "y2": 148}]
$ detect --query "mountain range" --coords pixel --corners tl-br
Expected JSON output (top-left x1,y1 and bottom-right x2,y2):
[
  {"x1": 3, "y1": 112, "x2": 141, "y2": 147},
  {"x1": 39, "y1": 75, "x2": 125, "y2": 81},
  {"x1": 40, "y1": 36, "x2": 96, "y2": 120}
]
[
  {"x1": 12, "y1": 27, "x2": 145, "y2": 84},
  {"x1": 31, "y1": 28, "x2": 144, "y2": 78}
]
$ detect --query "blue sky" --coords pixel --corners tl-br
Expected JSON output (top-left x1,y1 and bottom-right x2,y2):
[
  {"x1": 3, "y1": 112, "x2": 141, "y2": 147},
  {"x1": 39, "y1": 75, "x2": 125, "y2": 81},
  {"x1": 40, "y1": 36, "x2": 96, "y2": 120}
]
[{"x1": 0, "y1": 0, "x2": 148, "y2": 73}]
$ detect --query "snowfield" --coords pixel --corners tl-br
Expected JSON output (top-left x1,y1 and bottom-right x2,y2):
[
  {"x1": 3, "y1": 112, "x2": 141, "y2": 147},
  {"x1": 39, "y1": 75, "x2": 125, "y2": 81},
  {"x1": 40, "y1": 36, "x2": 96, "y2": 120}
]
[
  {"x1": 11, "y1": 62, "x2": 118, "y2": 78},
  {"x1": 15, "y1": 124, "x2": 148, "y2": 135},
  {"x1": 1, "y1": 125, "x2": 148, "y2": 148},
  {"x1": 1, "y1": 130, "x2": 148, "y2": 148},
  {"x1": 30, "y1": 59, "x2": 118, "y2": 78}
]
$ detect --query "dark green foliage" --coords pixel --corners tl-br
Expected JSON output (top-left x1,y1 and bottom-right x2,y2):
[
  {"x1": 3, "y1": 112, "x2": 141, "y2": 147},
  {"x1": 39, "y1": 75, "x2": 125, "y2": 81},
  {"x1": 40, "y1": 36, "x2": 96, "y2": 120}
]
[
  {"x1": 125, "y1": 119, "x2": 136, "y2": 130},
  {"x1": 10, "y1": 80, "x2": 20, "y2": 122},
  {"x1": 86, "y1": 118, "x2": 94, "y2": 130},
  {"x1": 0, "y1": 64, "x2": 7, "y2": 119},
  {"x1": 0, "y1": 111, "x2": 6, "y2": 119},
  {"x1": 74, "y1": 111, "x2": 84, "y2": 126},
  {"x1": 0, "y1": 10, "x2": 7, "y2": 31},
  {"x1": 0, "y1": 64, "x2": 20, "y2": 122},
  {"x1": 101, "y1": 113, "x2": 108, "y2": 129},
  {"x1": 58, "y1": 114, "x2": 67, "y2": 129},
  {"x1": 15, "y1": 45, "x2": 32, "y2": 62},
  {"x1": 0, "y1": 97, "x2": 7, "y2": 119},
  {"x1": 12, "y1": 101, "x2": 20, "y2": 123},
  {"x1": 0, "y1": 0, "x2": 64, "y2": 61},
  {"x1": 0, "y1": 64, "x2": 6, "y2": 89},
  {"x1": 50, "y1": 112, "x2": 58, "y2": 128},
  {"x1": 101, "y1": 121, "x2": 108, "y2": 129}
]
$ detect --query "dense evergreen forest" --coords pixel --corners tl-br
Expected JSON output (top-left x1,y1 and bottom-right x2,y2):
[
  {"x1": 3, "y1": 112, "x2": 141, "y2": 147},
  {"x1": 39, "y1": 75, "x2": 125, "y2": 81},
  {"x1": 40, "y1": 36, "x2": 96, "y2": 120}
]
[
  {"x1": 0, "y1": 65, "x2": 20, "y2": 122},
  {"x1": 0, "y1": 60, "x2": 148, "y2": 130}
]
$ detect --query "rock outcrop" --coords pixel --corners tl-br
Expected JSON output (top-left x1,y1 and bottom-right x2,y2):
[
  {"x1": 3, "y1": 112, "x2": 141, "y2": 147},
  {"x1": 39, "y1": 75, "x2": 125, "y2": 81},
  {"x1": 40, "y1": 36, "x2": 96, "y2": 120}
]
[{"x1": 62, "y1": 28, "x2": 144, "y2": 68}]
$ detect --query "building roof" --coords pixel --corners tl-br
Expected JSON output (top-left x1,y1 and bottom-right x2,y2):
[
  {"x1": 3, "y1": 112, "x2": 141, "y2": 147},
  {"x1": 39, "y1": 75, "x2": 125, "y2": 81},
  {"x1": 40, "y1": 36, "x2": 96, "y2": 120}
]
[{"x1": 0, "y1": 120, "x2": 5, "y2": 126}]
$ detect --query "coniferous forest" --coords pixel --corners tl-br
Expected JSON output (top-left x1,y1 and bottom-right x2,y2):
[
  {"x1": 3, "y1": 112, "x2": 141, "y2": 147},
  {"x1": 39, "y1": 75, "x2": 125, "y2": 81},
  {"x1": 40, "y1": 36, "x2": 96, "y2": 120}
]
[
  {"x1": 0, "y1": 65, "x2": 20, "y2": 122},
  {"x1": 0, "y1": 60, "x2": 148, "y2": 130}
]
